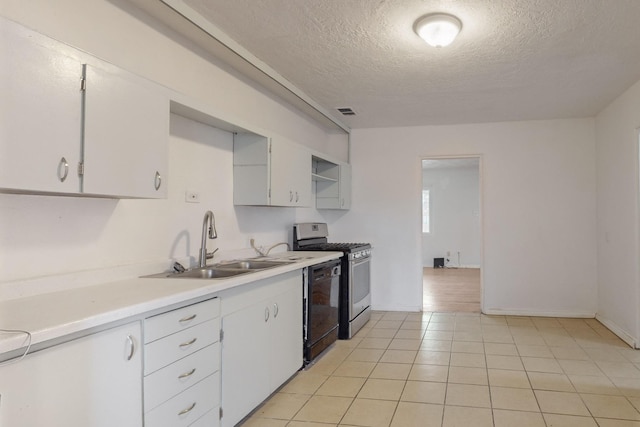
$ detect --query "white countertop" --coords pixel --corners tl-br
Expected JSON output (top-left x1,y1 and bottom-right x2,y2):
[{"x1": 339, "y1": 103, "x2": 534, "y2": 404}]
[{"x1": 0, "y1": 251, "x2": 341, "y2": 358}]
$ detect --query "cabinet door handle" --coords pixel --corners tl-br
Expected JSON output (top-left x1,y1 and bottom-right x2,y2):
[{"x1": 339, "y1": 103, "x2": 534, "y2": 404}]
[
  {"x1": 178, "y1": 402, "x2": 196, "y2": 416},
  {"x1": 273, "y1": 303, "x2": 279, "y2": 318},
  {"x1": 154, "y1": 171, "x2": 162, "y2": 190},
  {"x1": 126, "y1": 335, "x2": 135, "y2": 361},
  {"x1": 178, "y1": 368, "x2": 196, "y2": 379},
  {"x1": 58, "y1": 157, "x2": 69, "y2": 182},
  {"x1": 265, "y1": 306, "x2": 270, "y2": 322},
  {"x1": 179, "y1": 314, "x2": 197, "y2": 323},
  {"x1": 295, "y1": 192, "x2": 299, "y2": 202},
  {"x1": 179, "y1": 337, "x2": 197, "y2": 348},
  {"x1": 289, "y1": 190, "x2": 293, "y2": 202}
]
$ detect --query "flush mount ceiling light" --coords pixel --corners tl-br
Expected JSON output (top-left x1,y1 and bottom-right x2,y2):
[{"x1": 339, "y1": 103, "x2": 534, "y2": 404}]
[{"x1": 414, "y1": 13, "x2": 462, "y2": 47}]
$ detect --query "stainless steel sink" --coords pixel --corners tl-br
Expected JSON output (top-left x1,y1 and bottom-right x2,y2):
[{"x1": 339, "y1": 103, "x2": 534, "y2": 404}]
[
  {"x1": 214, "y1": 260, "x2": 292, "y2": 270},
  {"x1": 143, "y1": 267, "x2": 250, "y2": 279},
  {"x1": 177, "y1": 267, "x2": 250, "y2": 279},
  {"x1": 142, "y1": 258, "x2": 293, "y2": 280}
]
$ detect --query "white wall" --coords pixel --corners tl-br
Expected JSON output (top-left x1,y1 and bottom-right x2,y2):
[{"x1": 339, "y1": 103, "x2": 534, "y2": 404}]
[
  {"x1": 334, "y1": 120, "x2": 597, "y2": 315},
  {"x1": 0, "y1": 1, "x2": 342, "y2": 285},
  {"x1": 594, "y1": 78, "x2": 640, "y2": 347},
  {"x1": 422, "y1": 165, "x2": 481, "y2": 268}
]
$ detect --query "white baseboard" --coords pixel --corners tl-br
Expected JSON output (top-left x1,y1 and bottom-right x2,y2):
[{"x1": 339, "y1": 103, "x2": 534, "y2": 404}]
[
  {"x1": 595, "y1": 314, "x2": 638, "y2": 348},
  {"x1": 482, "y1": 308, "x2": 596, "y2": 318}
]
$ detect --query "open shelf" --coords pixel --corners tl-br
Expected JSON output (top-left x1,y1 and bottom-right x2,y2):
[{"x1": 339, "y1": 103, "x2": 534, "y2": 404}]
[{"x1": 312, "y1": 173, "x2": 338, "y2": 182}]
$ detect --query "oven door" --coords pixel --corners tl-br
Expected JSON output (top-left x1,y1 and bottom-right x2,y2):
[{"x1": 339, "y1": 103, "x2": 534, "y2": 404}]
[{"x1": 349, "y1": 255, "x2": 371, "y2": 320}]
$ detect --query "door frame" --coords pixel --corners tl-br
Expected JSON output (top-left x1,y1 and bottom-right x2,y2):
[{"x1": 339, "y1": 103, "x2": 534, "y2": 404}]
[{"x1": 419, "y1": 155, "x2": 485, "y2": 313}]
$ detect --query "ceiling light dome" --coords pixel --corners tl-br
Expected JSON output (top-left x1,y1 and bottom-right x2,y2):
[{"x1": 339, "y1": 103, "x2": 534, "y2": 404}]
[{"x1": 414, "y1": 13, "x2": 462, "y2": 47}]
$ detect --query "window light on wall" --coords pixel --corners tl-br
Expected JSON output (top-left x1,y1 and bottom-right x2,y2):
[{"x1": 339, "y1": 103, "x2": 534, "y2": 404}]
[{"x1": 422, "y1": 189, "x2": 431, "y2": 233}]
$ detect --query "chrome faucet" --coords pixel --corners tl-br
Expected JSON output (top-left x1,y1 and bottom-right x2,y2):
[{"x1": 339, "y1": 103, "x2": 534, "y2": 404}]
[{"x1": 199, "y1": 210, "x2": 218, "y2": 267}]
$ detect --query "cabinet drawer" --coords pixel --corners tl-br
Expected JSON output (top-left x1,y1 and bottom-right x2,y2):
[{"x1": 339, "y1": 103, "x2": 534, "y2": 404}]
[
  {"x1": 190, "y1": 407, "x2": 220, "y2": 427},
  {"x1": 144, "y1": 372, "x2": 220, "y2": 427},
  {"x1": 144, "y1": 318, "x2": 219, "y2": 375},
  {"x1": 145, "y1": 298, "x2": 220, "y2": 344},
  {"x1": 144, "y1": 342, "x2": 220, "y2": 412}
]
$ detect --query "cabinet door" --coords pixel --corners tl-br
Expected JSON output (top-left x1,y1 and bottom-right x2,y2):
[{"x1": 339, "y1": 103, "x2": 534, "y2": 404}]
[
  {"x1": 0, "y1": 18, "x2": 82, "y2": 193},
  {"x1": 269, "y1": 137, "x2": 295, "y2": 206},
  {"x1": 339, "y1": 162, "x2": 352, "y2": 210},
  {"x1": 270, "y1": 138, "x2": 311, "y2": 207},
  {"x1": 220, "y1": 302, "x2": 270, "y2": 427},
  {"x1": 82, "y1": 64, "x2": 168, "y2": 198},
  {"x1": 0, "y1": 322, "x2": 142, "y2": 427},
  {"x1": 292, "y1": 143, "x2": 312, "y2": 206},
  {"x1": 269, "y1": 281, "x2": 303, "y2": 391}
]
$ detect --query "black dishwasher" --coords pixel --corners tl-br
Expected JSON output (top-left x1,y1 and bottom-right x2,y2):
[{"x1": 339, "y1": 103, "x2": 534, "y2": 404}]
[{"x1": 303, "y1": 259, "x2": 341, "y2": 364}]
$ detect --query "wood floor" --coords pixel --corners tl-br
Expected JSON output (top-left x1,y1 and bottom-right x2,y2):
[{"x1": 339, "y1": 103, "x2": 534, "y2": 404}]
[{"x1": 423, "y1": 267, "x2": 481, "y2": 313}]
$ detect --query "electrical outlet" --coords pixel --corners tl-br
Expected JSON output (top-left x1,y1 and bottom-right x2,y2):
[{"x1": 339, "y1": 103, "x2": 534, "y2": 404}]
[{"x1": 185, "y1": 191, "x2": 200, "y2": 203}]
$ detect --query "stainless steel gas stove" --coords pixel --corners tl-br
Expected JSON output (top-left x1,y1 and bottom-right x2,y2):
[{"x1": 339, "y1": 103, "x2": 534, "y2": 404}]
[{"x1": 293, "y1": 223, "x2": 371, "y2": 339}]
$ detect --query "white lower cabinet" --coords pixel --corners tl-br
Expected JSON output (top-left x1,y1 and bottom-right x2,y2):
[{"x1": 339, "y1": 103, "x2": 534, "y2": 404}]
[
  {"x1": 219, "y1": 271, "x2": 303, "y2": 427},
  {"x1": 143, "y1": 297, "x2": 221, "y2": 427},
  {"x1": 0, "y1": 322, "x2": 142, "y2": 427},
  {"x1": 144, "y1": 371, "x2": 220, "y2": 427},
  {"x1": 0, "y1": 276, "x2": 304, "y2": 427}
]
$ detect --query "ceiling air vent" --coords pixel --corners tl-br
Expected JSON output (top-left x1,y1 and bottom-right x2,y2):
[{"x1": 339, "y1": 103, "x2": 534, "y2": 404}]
[{"x1": 337, "y1": 107, "x2": 356, "y2": 116}]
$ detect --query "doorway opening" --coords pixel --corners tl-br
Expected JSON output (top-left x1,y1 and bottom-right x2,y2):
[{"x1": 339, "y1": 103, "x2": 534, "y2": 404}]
[{"x1": 421, "y1": 157, "x2": 482, "y2": 313}]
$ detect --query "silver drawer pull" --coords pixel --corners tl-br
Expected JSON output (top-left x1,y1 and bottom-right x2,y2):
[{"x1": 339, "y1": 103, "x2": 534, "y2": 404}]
[
  {"x1": 179, "y1": 314, "x2": 197, "y2": 323},
  {"x1": 126, "y1": 335, "x2": 135, "y2": 361},
  {"x1": 265, "y1": 306, "x2": 270, "y2": 322},
  {"x1": 58, "y1": 157, "x2": 69, "y2": 182},
  {"x1": 179, "y1": 338, "x2": 197, "y2": 348},
  {"x1": 154, "y1": 171, "x2": 162, "y2": 190},
  {"x1": 273, "y1": 303, "x2": 279, "y2": 318},
  {"x1": 178, "y1": 402, "x2": 196, "y2": 416},
  {"x1": 178, "y1": 368, "x2": 196, "y2": 379}
]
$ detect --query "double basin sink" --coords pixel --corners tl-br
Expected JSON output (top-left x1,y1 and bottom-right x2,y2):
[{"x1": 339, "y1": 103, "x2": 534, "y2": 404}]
[{"x1": 149, "y1": 259, "x2": 294, "y2": 280}]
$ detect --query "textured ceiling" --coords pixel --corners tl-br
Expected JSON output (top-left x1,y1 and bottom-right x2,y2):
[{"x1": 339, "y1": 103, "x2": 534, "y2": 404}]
[{"x1": 180, "y1": 0, "x2": 640, "y2": 129}]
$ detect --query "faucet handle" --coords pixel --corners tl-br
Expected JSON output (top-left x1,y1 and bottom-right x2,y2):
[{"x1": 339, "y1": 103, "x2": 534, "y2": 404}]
[{"x1": 206, "y1": 248, "x2": 219, "y2": 260}]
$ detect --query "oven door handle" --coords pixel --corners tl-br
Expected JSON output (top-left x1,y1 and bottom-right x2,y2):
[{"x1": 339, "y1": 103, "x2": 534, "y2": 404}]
[{"x1": 350, "y1": 256, "x2": 371, "y2": 266}]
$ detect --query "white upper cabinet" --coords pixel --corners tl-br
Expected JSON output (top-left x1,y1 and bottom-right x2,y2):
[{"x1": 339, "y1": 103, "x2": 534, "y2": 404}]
[
  {"x1": 233, "y1": 133, "x2": 311, "y2": 207},
  {"x1": 0, "y1": 19, "x2": 83, "y2": 194},
  {"x1": 0, "y1": 18, "x2": 168, "y2": 198},
  {"x1": 82, "y1": 64, "x2": 168, "y2": 198},
  {"x1": 313, "y1": 156, "x2": 352, "y2": 210},
  {"x1": 269, "y1": 137, "x2": 311, "y2": 206},
  {"x1": 338, "y1": 162, "x2": 352, "y2": 210}
]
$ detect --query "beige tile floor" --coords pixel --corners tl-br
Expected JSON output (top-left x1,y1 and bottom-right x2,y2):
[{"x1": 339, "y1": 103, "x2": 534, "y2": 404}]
[{"x1": 240, "y1": 311, "x2": 640, "y2": 427}]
